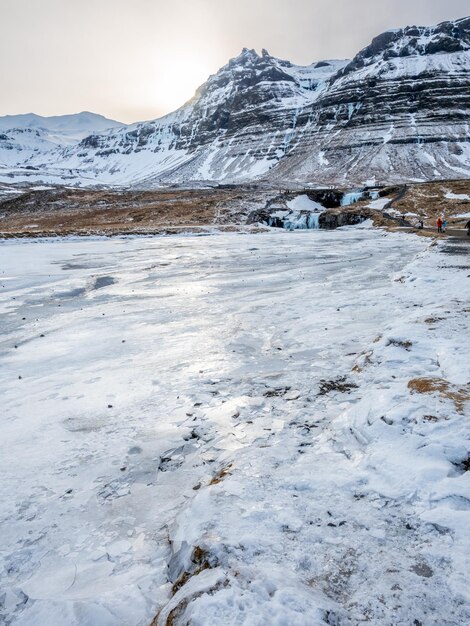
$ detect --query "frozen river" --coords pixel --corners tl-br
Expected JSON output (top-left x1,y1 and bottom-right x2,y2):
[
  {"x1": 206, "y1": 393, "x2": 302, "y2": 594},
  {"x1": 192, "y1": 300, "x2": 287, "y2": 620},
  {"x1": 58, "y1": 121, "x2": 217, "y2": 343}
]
[{"x1": 1, "y1": 229, "x2": 468, "y2": 625}]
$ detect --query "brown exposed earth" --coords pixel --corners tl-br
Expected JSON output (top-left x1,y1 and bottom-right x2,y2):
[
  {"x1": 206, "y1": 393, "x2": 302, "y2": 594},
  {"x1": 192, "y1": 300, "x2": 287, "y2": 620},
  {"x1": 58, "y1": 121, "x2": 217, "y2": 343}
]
[
  {"x1": 320, "y1": 179, "x2": 470, "y2": 237},
  {"x1": 408, "y1": 377, "x2": 470, "y2": 414},
  {"x1": 0, "y1": 187, "x2": 272, "y2": 238},
  {"x1": 388, "y1": 179, "x2": 470, "y2": 226},
  {"x1": 0, "y1": 179, "x2": 469, "y2": 238}
]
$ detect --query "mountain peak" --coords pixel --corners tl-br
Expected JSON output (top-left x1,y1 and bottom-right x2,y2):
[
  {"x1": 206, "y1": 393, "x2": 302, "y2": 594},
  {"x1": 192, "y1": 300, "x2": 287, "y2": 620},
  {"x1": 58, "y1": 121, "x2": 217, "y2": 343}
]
[
  {"x1": 337, "y1": 16, "x2": 470, "y2": 78},
  {"x1": 238, "y1": 47, "x2": 260, "y2": 60}
]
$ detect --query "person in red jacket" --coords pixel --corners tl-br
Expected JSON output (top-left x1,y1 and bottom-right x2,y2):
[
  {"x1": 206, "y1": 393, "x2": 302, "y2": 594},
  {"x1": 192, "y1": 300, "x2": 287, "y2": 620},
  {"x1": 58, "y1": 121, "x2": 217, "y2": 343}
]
[{"x1": 437, "y1": 217, "x2": 443, "y2": 233}]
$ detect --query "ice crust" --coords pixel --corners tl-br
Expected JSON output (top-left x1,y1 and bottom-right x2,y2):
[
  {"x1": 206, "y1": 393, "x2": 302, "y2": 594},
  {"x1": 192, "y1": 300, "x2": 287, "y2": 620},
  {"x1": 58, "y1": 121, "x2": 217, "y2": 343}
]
[{"x1": 0, "y1": 229, "x2": 469, "y2": 625}]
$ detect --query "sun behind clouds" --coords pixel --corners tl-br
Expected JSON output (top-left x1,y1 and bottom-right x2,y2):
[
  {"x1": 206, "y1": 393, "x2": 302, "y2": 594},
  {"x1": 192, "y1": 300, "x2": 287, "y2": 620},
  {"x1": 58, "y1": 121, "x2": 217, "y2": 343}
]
[{"x1": 152, "y1": 55, "x2": 215, "y2": 116}]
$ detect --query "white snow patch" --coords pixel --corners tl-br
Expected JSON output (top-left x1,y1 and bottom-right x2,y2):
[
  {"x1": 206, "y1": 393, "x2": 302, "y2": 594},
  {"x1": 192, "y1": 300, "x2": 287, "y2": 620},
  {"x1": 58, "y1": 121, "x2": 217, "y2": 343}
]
[
  {"x1": 366, "y1": 197, "x2": 391, "y2": 210},
  {"x1": 445, "y1": 192, "x2": 470, "y2": 201},
  {"x1": 287, "y1": 194, "x2": 324, "y2": 212}
]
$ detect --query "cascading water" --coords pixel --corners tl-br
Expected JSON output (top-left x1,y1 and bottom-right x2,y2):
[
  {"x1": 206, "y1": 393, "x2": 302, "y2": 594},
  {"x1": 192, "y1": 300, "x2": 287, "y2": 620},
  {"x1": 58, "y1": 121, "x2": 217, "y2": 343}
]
[{"x1": 308, "y1": 213, "x2": 320, "y2": 229}]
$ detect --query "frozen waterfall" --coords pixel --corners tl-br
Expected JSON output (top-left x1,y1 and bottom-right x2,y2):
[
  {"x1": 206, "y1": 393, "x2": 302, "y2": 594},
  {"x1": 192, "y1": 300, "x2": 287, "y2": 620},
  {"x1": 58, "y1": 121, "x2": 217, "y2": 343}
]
[
  {"x1": 283, "y1": 211, "x2": 320, "y2": 230},
  {"x1": 341, "y1": 191, "x2": 364, "y2": 206},
  {"x1": 267, "y1": 194, "x2": 324, "y2": 230}
]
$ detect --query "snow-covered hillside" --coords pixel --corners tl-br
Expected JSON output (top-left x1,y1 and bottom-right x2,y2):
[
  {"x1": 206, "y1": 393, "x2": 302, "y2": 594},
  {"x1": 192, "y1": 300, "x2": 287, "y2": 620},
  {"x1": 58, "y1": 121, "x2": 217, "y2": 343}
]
[
  {"x1": 0, "y1": 112, "x2": 124, "y2": 142},
  {"x1": 0, "y1": 16, "x2": 469, "y2": 187},
  {"x1": 0, "y1": 113, "x2": 124, "y2": 180},
  {"x1": 33, "y1": 52, "x2": 346, "y2": 186}
]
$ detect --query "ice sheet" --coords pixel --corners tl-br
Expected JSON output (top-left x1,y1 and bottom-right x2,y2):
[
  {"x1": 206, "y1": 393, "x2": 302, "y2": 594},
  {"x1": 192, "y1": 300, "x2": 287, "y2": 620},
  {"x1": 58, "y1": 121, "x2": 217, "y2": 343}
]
[{"x1": 1, "y1": 230, "x2": 468, "y2": 625}]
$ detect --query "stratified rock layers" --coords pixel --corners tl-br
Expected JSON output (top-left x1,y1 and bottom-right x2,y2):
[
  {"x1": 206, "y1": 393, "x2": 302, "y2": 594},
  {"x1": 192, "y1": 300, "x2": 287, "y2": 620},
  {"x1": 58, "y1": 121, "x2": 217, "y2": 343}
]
[
  {"x1": 1, "y1": 17, "x2": 469, "y2": 186},
  {"x1": 272, "y1": 18, "x2": 470, "y2": 184}
]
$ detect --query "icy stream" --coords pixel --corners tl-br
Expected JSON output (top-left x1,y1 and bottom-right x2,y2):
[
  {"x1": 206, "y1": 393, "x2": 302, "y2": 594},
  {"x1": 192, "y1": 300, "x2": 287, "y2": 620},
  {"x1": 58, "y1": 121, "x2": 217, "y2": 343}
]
[{"x1": 1, "y1": 230, "x2": 468, "y2": 625}]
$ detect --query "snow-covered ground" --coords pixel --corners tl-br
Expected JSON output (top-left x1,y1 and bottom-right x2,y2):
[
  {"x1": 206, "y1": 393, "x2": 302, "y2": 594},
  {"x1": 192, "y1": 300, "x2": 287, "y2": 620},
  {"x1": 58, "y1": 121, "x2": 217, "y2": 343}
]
[
  {"x1": 286, "y1": 195, "x2": 324, "y2": 212},
  {"x1": 445, "y1": 192, "x2": 470, "y2": 201},
  {"x1": 366, "y1": 197, "x2": 391, "y2": 210},
  {"x1": 0, "y1": 229, "x2": 469, "y2": 625}
]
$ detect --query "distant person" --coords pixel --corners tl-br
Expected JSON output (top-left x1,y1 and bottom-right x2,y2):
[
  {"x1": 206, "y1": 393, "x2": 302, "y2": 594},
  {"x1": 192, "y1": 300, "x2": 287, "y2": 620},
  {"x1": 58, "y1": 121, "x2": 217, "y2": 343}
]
[
  {"x1": 466, "y1": 219, "x2": 470, "y2": 237},
  {"x1": 437, "y1": 217, "x2": 443, "y2": 233},
  {"x1": 442, "y1": 219, "x2": 447, "y2": 233},
  {"x1": 418, "y1": 219, "x2": 424, "y2": 229}
]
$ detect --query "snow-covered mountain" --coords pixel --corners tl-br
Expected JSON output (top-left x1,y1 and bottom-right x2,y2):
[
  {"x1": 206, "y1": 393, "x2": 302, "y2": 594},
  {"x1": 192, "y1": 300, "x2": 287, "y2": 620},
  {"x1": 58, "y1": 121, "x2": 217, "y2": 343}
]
[
  {"x1": 0, "y1": 112, "x2": 124, "y2": 178},
  {"x1": 1, "y1": 17, "x2": 469, "y2": 187},
  {"x1": 33, "y1": 52, "x2": 346, "y2": 186},
  {"x1": 273, "y1": 16, "x2": 470, "y2": 184},
  {"x1": 0, "y1": 112, "x2": 124, "y2": 141}
]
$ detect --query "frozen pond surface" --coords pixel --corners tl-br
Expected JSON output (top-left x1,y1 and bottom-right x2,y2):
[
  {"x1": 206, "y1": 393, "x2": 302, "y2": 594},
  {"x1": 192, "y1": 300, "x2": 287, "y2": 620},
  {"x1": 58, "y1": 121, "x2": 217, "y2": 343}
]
[{"x1": 1, "y1": 230, "x2": 469, "y2": 625}]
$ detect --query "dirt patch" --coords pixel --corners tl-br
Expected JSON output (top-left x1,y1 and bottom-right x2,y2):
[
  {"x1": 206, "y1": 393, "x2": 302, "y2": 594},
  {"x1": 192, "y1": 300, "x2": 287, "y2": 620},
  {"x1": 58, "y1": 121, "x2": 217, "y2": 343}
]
[
  {"x1": 264, "y1": 386, "x2": 291, "y2": 397},
  {"x1": 154, "y1": 579, "x2": 227, "y2": 626},
  {"x1": 408, "y1": 377, "x2": 470, "y2": 413},
  {"x1": 352, "y1": 349, "x2": 374, "y2": 373},
  {"x1": 151, "y1": 546, "x2": 223, "y2": 626},
  {"x1": 209, "y1": 464, "x2": 233, "y2": 485},
  {"x1": 454, "y1": 455, "x2": 470, "y2": 473},
  {"x1": 410, "y1": 562, "x2": 434, "y2": 578},
  {"x1": 171, "y1": 547, "x2": 213, "y2": 595},
  {"x1": 309, "y1": 548, "x2": 358, "y2": 602},
  {"x1": 422, "y1": 415, "x2": 441, "y2": 422},
  {"x1": 424, "y1": 317, "x2": 445, "y2": 324}
]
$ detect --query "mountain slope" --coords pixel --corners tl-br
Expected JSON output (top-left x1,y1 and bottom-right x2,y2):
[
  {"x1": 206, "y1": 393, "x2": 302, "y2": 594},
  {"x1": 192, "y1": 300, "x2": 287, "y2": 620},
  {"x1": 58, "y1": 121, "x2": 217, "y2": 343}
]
[
  {"x1": 0, "y1": 17, "x2": 469, "y2": 187},
  {"x1": 53, "y1": 52, "x2": 346, "y2": 186},
  {"x1": 270, "y1": 16, "x2": 470, "y2": 184},
  {"x1": 0, "y1": 112, "x2": 124, "y2": 141}
]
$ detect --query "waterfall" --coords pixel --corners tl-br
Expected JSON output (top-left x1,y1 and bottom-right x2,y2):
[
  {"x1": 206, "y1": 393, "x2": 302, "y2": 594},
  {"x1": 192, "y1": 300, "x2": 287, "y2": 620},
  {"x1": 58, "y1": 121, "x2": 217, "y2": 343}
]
[
  {"x1": 267, "y1": 195, "x2": 324, "y2": 230},
  {"x1": 308, "y1": 212, "x2": 320, "y2": 229},
  {"x1": 341, "y1": 191, "x2": 364, "y2": 206},
  {"x1": 283, "y1": 210, "x2": 320, "y2": 230}
]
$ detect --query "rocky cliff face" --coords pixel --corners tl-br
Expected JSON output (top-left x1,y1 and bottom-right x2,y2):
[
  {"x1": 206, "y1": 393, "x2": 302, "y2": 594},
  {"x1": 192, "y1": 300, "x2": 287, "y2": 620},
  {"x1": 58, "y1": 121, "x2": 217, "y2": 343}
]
[
  {"x1": 272, "y1": 17, "x2": 470, "y2": 185},
  {"x1": 0, "y1": 17, "x2": 469, "y2": 187}
]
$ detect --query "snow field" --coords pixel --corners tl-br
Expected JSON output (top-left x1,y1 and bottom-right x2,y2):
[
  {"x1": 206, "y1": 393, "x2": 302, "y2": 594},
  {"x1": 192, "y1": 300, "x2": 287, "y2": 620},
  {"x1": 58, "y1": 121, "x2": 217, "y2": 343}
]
[
  {"x1": 162, "y1": 238, "x2": 470, "y2": 625},
  {"x1": 0, "y1": 230, "x2": 468, "y2": 625}
]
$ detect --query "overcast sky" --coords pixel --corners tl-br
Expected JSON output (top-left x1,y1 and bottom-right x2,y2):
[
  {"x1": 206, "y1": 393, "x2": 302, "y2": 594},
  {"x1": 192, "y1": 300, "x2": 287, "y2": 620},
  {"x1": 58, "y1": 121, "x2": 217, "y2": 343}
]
[{"x1": 1, "y1": 0, "x2": 468, "y2": 123}]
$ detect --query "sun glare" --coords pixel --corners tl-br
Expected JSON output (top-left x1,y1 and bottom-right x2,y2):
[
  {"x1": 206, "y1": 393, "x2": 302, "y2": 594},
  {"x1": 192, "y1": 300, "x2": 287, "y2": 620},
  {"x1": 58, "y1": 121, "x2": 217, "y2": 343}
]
[{"x1": 155, "y1": 57, "x2": 214, "y2": 114}]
